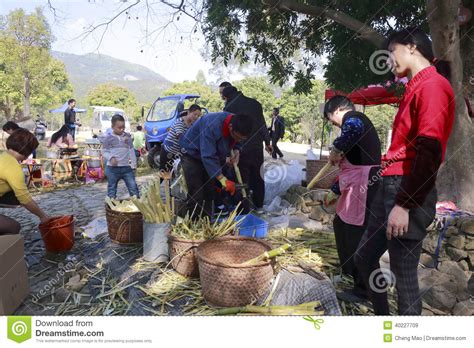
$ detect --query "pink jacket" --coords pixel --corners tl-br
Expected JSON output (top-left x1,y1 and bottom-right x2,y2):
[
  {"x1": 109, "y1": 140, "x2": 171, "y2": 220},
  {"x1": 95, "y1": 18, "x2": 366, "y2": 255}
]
[{"x1": 47, "y1": 134, "x2": 75, "y2": 148}]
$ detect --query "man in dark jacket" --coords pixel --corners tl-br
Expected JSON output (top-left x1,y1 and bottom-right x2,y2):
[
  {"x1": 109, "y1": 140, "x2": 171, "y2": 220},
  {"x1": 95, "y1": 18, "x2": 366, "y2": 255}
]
[
  {"x1": 268, "y1": 107, "x2": 285, "y2": 159},
  {"x1": 64, "y1": 98, "x2": 77, "y2": 140},
  {"x1": 180, "y1": 112, "x2": 253, "y2": 218},
  {"x1": 222, "y1": 85, "x2": 272, "y2": 209}
]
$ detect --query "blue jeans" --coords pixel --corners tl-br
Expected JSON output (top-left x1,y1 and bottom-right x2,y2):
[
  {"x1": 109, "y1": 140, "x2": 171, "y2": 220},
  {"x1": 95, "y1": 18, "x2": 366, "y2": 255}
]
[{"x1": 105, "y1": 166, "x2": 140, "y2": 198}]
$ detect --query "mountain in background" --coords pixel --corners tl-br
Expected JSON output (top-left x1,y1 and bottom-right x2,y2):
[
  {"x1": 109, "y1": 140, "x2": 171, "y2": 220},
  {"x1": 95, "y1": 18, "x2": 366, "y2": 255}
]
[{"x1": 52, "y1": 51, "x2": 172, "y2": 104}]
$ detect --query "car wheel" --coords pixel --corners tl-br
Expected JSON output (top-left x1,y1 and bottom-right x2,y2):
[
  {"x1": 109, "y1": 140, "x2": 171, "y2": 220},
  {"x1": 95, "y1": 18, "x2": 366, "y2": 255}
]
[{"x1": 147, "y1": 144, "x2": 161, "y2": 169}]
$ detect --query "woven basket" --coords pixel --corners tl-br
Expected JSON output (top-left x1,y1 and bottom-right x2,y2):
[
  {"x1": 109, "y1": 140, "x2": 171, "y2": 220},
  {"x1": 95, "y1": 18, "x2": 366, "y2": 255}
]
[
  {"x1": 306, "y1": 159, "x2": 339, "y2": 189},
  {"x1": 196, "y1": 236, "x2": 275, "y2": 307},
  {"x1": 168, "y1": 234, "x2": 204, "y2": 278},
  {"x1": 105, "y1": 204, "x2": 143, "y2": 244}
]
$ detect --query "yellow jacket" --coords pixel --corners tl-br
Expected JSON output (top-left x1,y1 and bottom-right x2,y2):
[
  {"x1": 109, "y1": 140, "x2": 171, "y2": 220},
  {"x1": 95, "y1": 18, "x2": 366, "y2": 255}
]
[{"x1": 0, "y1": 152, "x2": 32, "y2": 204}]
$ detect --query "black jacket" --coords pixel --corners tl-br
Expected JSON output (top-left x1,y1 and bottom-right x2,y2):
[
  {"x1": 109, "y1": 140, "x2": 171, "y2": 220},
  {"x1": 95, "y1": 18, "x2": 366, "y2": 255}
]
[
  {"x1": 64, "y1": 107, "x2": 76, "y2": 124},
  {"x1": 269, "y1": 116, "x2": 285, "y2": 140},
  {"x1": 223, "y1": 91, "x2": 270, "y2": 153}
]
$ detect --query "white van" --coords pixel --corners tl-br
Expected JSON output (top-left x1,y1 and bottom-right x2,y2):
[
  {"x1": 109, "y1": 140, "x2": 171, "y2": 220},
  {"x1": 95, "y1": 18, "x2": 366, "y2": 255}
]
[{"x1": 90, "y1": 106, "x2": 131, "y2": 137}]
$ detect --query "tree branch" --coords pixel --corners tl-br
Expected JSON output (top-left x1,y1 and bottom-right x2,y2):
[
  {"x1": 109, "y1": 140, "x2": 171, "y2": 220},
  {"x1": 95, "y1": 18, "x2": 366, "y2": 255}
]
[{"x1": 263, "y1": 0, "x2": 385, "y2": 47}]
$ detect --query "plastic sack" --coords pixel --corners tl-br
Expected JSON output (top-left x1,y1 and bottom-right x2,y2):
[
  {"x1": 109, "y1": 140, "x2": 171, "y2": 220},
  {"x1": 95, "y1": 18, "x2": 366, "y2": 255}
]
[
  {"x1": 143, "y1": 222, "x2": 170, "y2": 262},
  {"x1": 264, "y1": 215, "x2": 290, "y2": 230},
  {"x1": 306, "y1": 148, "x2": 320, "y2": 160},
  {"x1": 263, "y1": 160, "x2": 305, "y2": 205}
]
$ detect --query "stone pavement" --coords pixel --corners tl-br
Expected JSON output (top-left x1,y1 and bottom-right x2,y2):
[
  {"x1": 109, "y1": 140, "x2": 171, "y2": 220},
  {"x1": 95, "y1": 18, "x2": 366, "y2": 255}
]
[{"x1": 0, "y1": 175, "x2": 157, "y2": 316}]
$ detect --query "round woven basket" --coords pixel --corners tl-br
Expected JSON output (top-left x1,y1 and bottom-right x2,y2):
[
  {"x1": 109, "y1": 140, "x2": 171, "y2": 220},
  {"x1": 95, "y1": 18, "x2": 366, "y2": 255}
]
[
  {"x1": 306, "y1": 159, "x2": 339, "y2": 189},
  {"x1": 105, "y1": 204, "x2": 143, "y2": 244},
  {"x1": 196, "y1": 236, "x2": 275, "y2": 307},
  {"x1": 168, "y1": 234, "x2": 204, "y2": 278}
]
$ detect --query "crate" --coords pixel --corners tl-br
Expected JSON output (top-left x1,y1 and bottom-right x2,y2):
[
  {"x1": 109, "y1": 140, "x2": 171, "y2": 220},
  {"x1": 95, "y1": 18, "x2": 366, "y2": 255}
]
[{"x1": 235, "y1": 214, "x2": 268, "y2": 238}]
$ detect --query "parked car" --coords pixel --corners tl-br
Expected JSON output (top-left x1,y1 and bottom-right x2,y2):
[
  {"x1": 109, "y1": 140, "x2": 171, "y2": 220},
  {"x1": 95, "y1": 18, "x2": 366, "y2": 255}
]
[
  {"x1": 144, "y1": 94, "x2": 207, "y2": 168},
  {"x1": 90, "y1": 106, "x2": 131, "y2": 138}
]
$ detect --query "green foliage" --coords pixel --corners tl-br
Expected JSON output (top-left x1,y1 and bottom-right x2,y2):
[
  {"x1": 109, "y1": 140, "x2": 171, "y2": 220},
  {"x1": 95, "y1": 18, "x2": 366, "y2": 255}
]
[
  {"x1": 279, "y1": 80, "x2": 327, "y2": 144},
  {"x1": 233, "y1": 76, "x2": 277, "y2": 117},
  {"x1": 0, "y1": 8, "x2": 72, "y2": 121},
  {"x1": 85, "y1": 83, "x2": 140, "y2": 122},
  {"x1": 203, "y1": 0, "x2": 426, "y2": 93},
  {"x1": 364, "y1": 104, "x2": 397, "y2": 151}
]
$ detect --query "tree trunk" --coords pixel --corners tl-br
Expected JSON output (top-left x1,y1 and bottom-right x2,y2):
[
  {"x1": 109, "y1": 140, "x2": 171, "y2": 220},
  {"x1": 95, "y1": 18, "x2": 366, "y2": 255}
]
[
  {"x1": 427, "y1": 0, "x2": 474, "y2": 210},
  {"x1": 23, "y1": 73, "x2": 31, "y2": 119},
  {"x1": 460, "y1": 1, "x2": 474, "y2": 106}
]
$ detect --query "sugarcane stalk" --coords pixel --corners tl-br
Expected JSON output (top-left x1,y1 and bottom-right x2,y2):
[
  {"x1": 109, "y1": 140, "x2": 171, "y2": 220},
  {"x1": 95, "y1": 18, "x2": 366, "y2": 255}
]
[
  {"x1": 307, "y1": 162, "x2": 332, "y2": 189},
  {"x1": 164, "y1": 179, "x2": 171, "y2": 219},
  {"x1": 240, "y1": 244, "x2": 291, "y2": 265},
  {"x1": 230, "y1": 149, "x2": 246, "y2": 198},
  {"x1": 216, "y1": 301, "x2": 323, "y2": 316}
]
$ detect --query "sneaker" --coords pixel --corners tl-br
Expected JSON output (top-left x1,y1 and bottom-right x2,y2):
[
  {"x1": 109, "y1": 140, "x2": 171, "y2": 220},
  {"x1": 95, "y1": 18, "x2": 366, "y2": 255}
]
[{"x1": 214, "y1": 205, "x2": 229, "y2": 218}]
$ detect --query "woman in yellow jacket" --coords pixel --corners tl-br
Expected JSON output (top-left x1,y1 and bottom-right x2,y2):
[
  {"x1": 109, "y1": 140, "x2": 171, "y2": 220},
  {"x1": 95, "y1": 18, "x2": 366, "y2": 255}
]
[{"x1": 0, "y1": 129, "x2": 50, "y2": 235}]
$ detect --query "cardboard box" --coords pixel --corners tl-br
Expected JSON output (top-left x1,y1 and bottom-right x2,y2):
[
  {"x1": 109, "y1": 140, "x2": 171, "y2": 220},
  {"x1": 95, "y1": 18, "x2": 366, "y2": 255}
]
[
  {"x1": 0, "y1": 234, "x2": 24, "y2": 277},
  {"x1": 0, "y1": 235, "x2": 30, "y2": 315}
]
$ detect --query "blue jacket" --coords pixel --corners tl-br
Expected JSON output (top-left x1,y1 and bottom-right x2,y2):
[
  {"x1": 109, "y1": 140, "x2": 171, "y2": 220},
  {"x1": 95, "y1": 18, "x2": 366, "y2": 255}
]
[{"x1": 180, "y1": 112, "x2": 240, "y2": 178}]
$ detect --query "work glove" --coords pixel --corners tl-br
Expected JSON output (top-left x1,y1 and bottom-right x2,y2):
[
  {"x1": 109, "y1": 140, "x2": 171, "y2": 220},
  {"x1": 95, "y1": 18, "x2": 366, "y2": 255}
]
[
  {"x1": 219, "y1": 176, "x2": 236, "y2": 196},
  {"x1": 323, "y1": 190, "x2": 339, "y2": 207}
]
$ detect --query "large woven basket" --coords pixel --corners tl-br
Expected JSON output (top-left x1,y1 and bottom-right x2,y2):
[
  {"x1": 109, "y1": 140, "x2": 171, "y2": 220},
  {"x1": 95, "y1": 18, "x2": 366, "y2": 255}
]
[
  {"x1": 105, "y1": 204, "x2": 143, "y2": 244},
  {"x1": 196, "y1": 236, "x2": 275, "y2": 307},
  {"x1": 168, "y1": 234, "x2": 203, "y2": 278},
  {"x1": 306, "y1": 159, "x2": 339, "y2": 189}
]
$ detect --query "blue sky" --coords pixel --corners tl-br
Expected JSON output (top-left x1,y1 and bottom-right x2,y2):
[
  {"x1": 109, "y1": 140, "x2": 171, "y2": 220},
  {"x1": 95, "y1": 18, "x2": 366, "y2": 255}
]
[{"x1": 0, "y1": 0, "x2": 219, "y2": 83}]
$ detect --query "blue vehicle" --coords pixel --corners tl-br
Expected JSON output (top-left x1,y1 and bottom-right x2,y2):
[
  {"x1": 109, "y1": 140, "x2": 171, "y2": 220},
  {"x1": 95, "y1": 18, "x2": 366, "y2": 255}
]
[{"x1": 143, "y1": 94, "x2": 205, "y2": 168}]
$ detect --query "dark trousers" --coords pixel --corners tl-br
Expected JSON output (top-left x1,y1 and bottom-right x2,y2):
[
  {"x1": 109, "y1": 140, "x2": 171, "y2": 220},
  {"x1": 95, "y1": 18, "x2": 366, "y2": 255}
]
[
  {"x1": 0, "y1": 191, "x2": 20, "y2": 206},
  {"x1": 181, "y1": 154, "x2": 215, "y2": 218},
  {"x1": 239, "y1": 149, "x2": 265, "y2": 208},
  {"x1": 333, "y1": 166, "x2": 379, "y2": 297},
  {"x1": 354, "y1": 175, "x2": 437, "y2": 315},
  {"x1": 333, "y1": 215, "x2": 367, "y2": 296},
  {"x1": 66, "y1": 123, "x2": 76, "y2": 141},
  {"x1": 105, "y1": 166, "x2": 140, "y2": 198},
  {"x1": 0, "y1": 191, "x2": 21, "y2": 235},
  {"x1": 159, "y1": 147, "x2": 177, "y2": 173},
  {"x1": 271, "y1": 136, "x2": 283, "y2": 159}
]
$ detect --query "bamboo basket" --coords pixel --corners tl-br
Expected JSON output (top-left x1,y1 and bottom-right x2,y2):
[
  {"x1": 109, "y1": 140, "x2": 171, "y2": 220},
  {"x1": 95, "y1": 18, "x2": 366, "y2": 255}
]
[
  {"x1": 168, "y1": 234, "x2": 204, "y2": 278},
  {"x1": 306, "y1": 159, "x2": 339, "y2": 189},
  {"x1": 196, "y1": 236, "x2": 275, "y2": 307},
  {"x1": 105, "y1": 204, "x2": 143, "y2": 244}
]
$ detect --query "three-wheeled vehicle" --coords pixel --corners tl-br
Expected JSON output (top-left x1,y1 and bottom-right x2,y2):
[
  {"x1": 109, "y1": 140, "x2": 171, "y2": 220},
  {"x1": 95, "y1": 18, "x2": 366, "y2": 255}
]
[{"x1": 143, "y1": 94, "x2": 206, "y2": 168}]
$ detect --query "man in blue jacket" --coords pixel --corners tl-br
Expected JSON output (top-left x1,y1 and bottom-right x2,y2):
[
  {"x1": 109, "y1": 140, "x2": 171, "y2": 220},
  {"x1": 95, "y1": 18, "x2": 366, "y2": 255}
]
[{"x1": 180, "y1": 112, "x2": 253, "y2": 218}]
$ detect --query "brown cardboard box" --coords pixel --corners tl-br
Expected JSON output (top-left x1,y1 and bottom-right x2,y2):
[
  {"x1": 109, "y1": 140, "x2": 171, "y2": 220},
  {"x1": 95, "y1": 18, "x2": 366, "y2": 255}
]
[
  {"x1": 0, "y1": 235, "x2": 30, "y2": 315},
  {"x1": 0, "y1": 234, "x2": 24, "y2": 276}
]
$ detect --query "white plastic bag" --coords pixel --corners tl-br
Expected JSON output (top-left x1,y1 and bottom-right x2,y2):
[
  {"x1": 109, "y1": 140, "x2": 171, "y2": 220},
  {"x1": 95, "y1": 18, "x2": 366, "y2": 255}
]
[
  {"x1": 306, "y1": 148, "x2": 320, "y2": 160},
  {"x1": 82, "y1": 217, "x2": 108, "y2": 239},
  {"x1": 263, "y1": 160, "x2": 305, "y2": 205}
]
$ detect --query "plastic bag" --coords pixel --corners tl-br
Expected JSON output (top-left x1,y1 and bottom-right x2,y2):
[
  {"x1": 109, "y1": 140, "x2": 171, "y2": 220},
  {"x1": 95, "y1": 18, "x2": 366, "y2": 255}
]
[
  {"x1": 263, "y1": 196, "x2": 294, "y2": 216},
  {"x1": 306, "y1": 148, "x2": 320, "y2": 160},
  {"x1": 263, "y1": 160, "x2": 305, "y2": 205},
  {"x1": 264, "y1": 215, "x2": 290, "y2": 230},
  {"x1": 82, "y1": 217, "x2": 108, "y2": 239}
]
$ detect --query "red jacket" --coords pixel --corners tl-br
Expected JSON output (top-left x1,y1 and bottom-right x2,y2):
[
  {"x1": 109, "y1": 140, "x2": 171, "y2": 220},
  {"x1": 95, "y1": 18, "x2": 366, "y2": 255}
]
[
  {"x1": 382, "y1": 66, "x2": 455, "y2": 208},
  {"x1": 383, "y1": 66, "x2": 455, "y2": 176}
]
